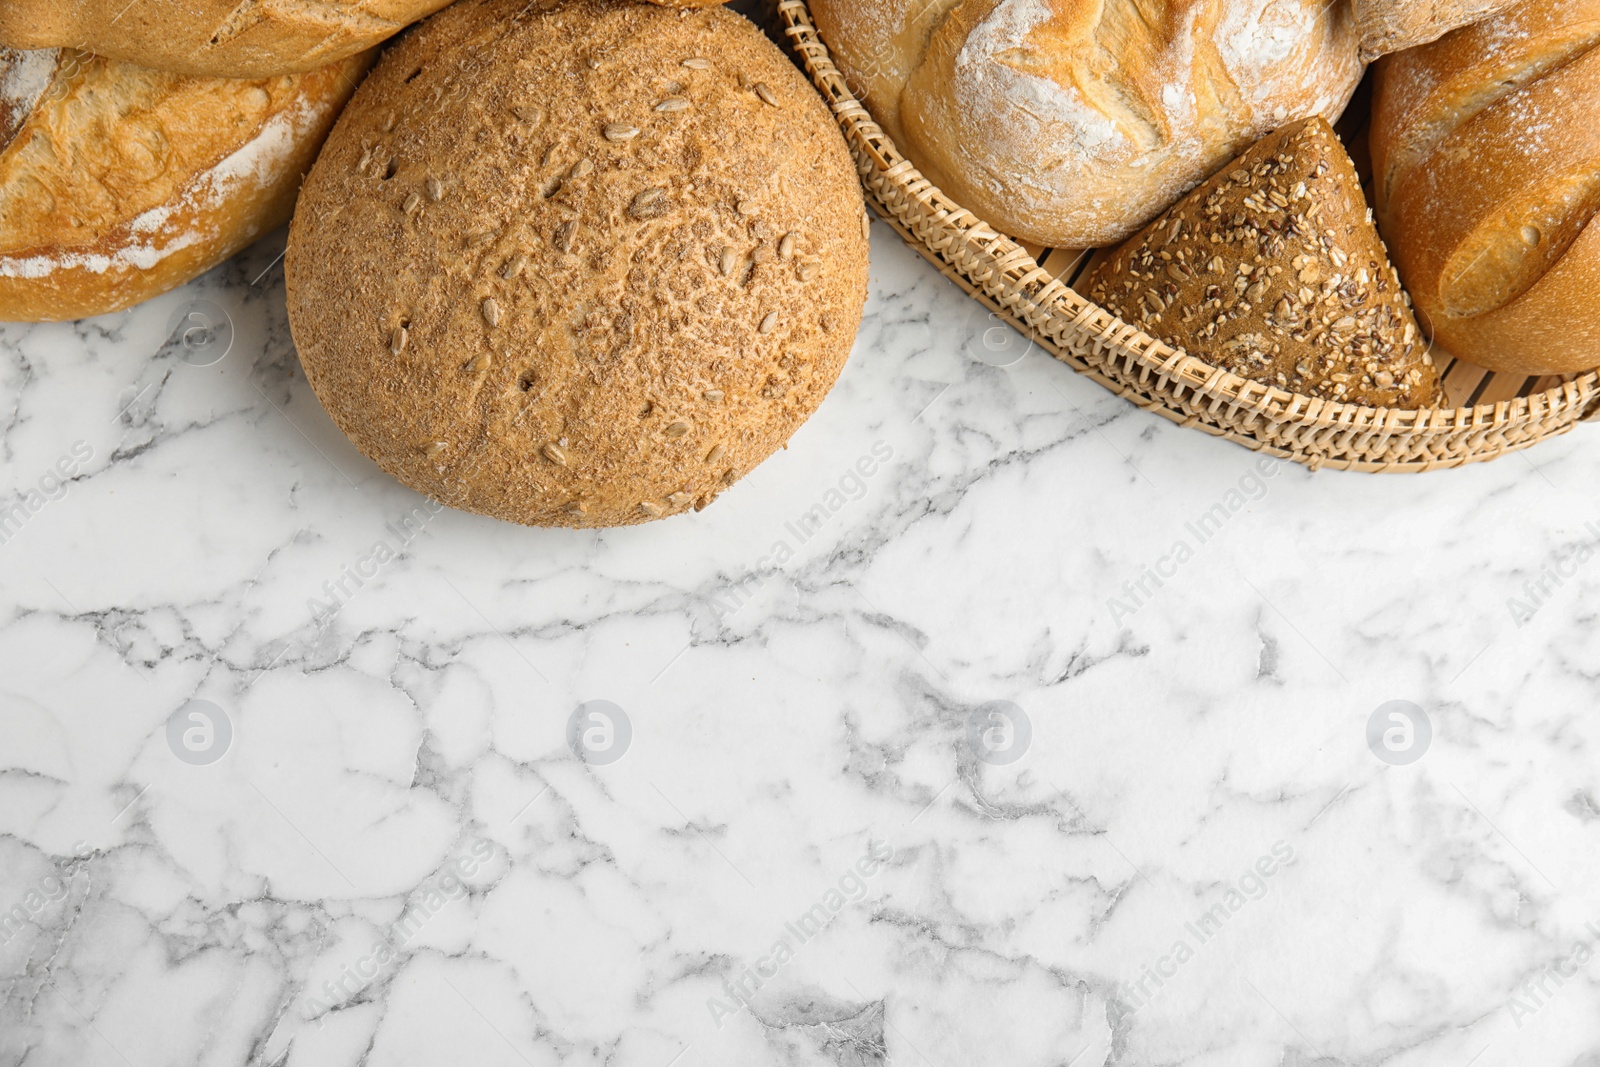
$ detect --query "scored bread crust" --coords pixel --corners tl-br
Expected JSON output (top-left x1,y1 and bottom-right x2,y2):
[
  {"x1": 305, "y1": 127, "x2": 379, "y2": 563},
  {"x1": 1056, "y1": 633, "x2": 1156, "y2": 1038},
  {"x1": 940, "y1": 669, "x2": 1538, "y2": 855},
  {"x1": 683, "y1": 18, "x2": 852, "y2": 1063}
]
[
  {"x1": 810, "y1": 0, "x2": 1363, "y2": 250},
  {"x1": 0, "y1": 0, "x2": 450, "y2": 79},
  {"x1": 1371, "y1": 1, "x2": 1600, "y2": 217},
  {"x1": 1373, "y1": 0, "x2": 1600, "y2": 375},
  {"x1": 0, "y1": 47, "x2": 371, "y2": 323},
  {"x1": 286, "y1": 0, "x2": 870, "y2": 529},
  {"x1": 1087, "y1": 118, "x2": 1440, "y2": 410},
  {"x1": 1352, "y1": 0, "x2": 1520, "y2": 62}
]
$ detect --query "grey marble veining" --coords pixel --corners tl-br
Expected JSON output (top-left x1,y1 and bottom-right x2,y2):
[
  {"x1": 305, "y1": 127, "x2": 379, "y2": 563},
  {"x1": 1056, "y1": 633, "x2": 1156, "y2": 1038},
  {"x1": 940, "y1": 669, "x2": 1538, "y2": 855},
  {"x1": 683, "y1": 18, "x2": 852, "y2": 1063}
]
[{"x1": 3, "y1": 220, "x2": 1600, "y2": 1067}]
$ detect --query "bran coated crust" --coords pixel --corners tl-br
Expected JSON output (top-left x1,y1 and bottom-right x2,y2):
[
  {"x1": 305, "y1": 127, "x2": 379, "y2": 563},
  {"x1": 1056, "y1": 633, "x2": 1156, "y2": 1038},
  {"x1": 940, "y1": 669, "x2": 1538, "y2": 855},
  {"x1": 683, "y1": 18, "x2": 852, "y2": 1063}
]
[
  {"x1": 287, "y1": 0, "x2": 870, "y2": 528},
  {"x1": 1088, "y1": 119, "x2": 1441, "y2": 409}
]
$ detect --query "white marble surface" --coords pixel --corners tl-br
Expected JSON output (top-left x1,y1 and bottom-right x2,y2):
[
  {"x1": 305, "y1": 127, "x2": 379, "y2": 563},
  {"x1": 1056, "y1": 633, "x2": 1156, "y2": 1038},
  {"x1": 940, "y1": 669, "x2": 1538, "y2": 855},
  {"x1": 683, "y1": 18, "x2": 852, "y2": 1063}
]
[{"x1": 4, "y1": 217, "x2": 1600, "y2": 1067}]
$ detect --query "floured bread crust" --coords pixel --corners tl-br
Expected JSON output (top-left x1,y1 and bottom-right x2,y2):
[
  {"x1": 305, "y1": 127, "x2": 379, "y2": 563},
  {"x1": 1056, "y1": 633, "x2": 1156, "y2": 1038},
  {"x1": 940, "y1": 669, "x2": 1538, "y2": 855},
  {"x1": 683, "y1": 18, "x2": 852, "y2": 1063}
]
[
  {"x1": 1373, "y1": 0, "x2": 1600, "y2": 375},
  {"x1": 1353, "y1": 0, "x2": 1520, "y2": 62},
  {"x1": 0, "y1": 47, "x2": 371, "y2": 322},
  {"x1": 0, "y1": 0, "x2": 450, "y2": 79},
  {"x1": 813, "y1": 0, "x2": 1363, "y2": 248}
]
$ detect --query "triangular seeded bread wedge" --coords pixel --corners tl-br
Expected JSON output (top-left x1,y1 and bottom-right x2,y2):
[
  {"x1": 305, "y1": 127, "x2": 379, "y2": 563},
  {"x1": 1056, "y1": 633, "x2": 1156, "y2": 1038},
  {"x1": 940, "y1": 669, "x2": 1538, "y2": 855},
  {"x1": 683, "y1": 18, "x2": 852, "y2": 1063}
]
[{"x1": 1086, "y1": 118, "x2": 1442, "y2": 411}]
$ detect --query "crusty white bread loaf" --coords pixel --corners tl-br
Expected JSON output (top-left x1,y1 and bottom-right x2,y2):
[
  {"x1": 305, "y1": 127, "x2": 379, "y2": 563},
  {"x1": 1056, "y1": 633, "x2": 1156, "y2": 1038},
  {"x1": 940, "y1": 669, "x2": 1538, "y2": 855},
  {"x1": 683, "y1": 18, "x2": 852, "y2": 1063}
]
[
  {"x1": 0, "y1": 46, "x2": 371, "y2": 323},
  {"x1": 0, "y1": 0, "x2": 446, "y2": 78},
  {"x1": 810, "y1": 0, "x2": 1364, "y2": 249},
  {"x1": 1352, "y1": 0, "x2": 1519, "y2": 61},
  {"x1": 1372, "y1": 1, "x2": 1600, "y2": 375}
]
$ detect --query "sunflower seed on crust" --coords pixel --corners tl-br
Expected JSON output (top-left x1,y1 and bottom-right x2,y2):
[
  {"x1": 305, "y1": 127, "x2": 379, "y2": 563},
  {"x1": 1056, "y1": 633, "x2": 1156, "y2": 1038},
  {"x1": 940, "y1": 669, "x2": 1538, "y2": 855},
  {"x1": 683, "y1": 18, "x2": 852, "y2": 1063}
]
[{"x1": 629, "y1": 188, "x2": 669, "y2": 219}]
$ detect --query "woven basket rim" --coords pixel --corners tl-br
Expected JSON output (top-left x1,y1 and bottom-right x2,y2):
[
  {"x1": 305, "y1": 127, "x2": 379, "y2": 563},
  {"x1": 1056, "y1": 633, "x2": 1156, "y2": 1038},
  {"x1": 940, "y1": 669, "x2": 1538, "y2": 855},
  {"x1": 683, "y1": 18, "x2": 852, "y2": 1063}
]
[{"x1": 775, "y1": 0, "x2": 1600, "y2": 462}]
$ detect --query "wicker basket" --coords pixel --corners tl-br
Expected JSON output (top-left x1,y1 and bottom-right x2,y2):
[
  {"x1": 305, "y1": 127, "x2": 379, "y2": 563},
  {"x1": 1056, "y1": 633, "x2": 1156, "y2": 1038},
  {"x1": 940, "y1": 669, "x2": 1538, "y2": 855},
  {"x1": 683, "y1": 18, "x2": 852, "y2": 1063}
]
[{"x1": 775, "y1": 0, "x2": 1600, "y2": 472}]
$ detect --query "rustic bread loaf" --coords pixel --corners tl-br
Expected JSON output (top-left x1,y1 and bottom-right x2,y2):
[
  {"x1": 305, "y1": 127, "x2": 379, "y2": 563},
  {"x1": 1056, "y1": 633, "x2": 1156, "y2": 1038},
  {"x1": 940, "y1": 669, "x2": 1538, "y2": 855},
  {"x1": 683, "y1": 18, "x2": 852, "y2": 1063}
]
[
  {"x1": 0, "y1": 46, "x2": 370, "y2": 323},
  {"x1": 810, "y1": 0, "x2": 1364, "y2": 249},
  {"x1": 1372, "y1": 0, "x2": 1600, "y2": 375},
  {"x1": 286, "y1": 0, "x2": 870, "y2": 528},
  {"x1": 0, "y1": 0, "x2": 449, "y2": 79},
  {"x1": 1087, "y1": 118, "x2": 1441, "y2": 409},
  {"x1": 1352, "y1": 0, "x2": 1520, "y2": 61}
]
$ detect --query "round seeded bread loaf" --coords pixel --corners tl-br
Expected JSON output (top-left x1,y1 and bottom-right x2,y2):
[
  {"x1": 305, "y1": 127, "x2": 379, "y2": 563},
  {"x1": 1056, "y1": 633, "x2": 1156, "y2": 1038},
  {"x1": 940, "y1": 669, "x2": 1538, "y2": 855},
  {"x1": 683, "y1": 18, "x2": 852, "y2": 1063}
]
[{"x1": 286, "y1": 0, "x2": 869, "y2": 528}]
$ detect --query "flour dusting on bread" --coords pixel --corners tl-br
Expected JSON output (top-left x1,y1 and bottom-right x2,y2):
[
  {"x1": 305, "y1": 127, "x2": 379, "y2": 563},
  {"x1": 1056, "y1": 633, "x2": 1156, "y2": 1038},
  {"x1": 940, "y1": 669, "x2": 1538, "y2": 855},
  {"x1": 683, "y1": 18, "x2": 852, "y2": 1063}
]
[
  {"x1": 815, "y1": 0, "x2": 1364, "y2": 247},
  {"x1": 0, "y1": 50, "x2": 369, "y2": 320},
  {"x1": 0, "y1": 46, "x2": 57, "y2": 149}
]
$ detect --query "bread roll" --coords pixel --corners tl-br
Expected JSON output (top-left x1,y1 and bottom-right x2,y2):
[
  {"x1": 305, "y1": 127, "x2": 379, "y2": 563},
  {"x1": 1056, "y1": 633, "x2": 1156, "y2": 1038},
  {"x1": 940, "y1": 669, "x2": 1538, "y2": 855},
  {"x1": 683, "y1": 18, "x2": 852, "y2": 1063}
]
[
  {"x1": 1352, "y1": 0, "x2": 1520, "y2": 61},
  {"x1": 1088, "y1": 118, "x2": 1440, "y2": 409},
  {"x1": 1372, "y1": 0, "x2": 1600, "y2": 375},
  {"x1": 286, "y1": 0, "x2": 870, "y2": 528},
  {"x1": 0, "y1": 0, "x2": 449, "y2": 79},
  {"x1": 0, "y1": 47, "x2": 370, "y2": 323},
  {"x1": 810, "y1": 0, "x2": 1364, "y2": 249}
]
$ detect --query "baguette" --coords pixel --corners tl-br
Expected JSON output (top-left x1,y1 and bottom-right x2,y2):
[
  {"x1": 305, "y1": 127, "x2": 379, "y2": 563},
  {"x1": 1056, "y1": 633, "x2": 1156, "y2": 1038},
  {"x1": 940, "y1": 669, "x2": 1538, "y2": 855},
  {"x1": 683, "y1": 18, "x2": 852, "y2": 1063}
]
[
  {"x1": 1372, "y1": 0, "x2": 1600, "y2": 375},
  {"x1": 0, "y1": 0, "x2": 720, "y2": 78},
  {"x1": 0, "y1": 0, "x2": 448, "y2": 79}
]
